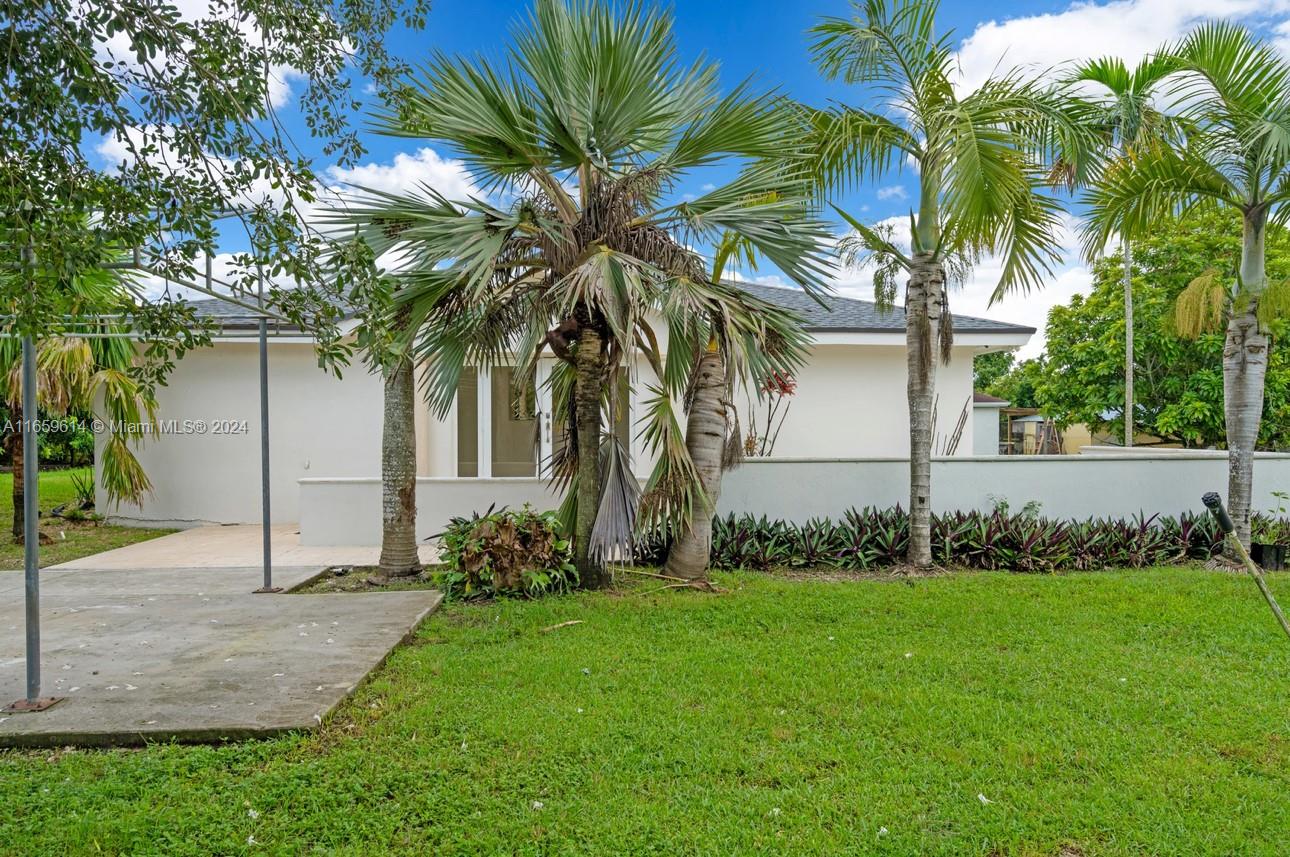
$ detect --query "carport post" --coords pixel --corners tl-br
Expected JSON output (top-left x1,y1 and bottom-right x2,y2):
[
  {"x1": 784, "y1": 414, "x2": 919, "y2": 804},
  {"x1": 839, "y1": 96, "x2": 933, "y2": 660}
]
[
  {"x1": 5, "y1": 334, "x2": 62, "y2": 713},
  {"x1": 255, "y1": 314, "x2": 280, "y2": 594}
]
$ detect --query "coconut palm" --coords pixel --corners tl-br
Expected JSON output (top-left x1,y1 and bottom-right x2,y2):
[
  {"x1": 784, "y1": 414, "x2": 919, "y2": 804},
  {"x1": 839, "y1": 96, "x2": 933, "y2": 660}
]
[
  {"x1": 1063, "y1": 55, "x2": 1179, "y2": 447},
  {"x1": 332, "y1": 0, "x2": 834, "y2": 587},
  {"x1": 1084, "y1": 22, "x2": 1290, "y2": 547},
  {"x1": 807, "y1": 0, "x2": 1081, "y2": 568},
  {"x1": 658, "y1": 234, "x2": 813, "y2": 582}
]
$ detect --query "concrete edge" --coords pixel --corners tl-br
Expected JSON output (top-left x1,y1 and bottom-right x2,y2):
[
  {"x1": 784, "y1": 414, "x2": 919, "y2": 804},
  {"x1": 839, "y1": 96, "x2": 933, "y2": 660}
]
[{"x1": 0, "y1": 591, "x2": 444, "y2": 751}]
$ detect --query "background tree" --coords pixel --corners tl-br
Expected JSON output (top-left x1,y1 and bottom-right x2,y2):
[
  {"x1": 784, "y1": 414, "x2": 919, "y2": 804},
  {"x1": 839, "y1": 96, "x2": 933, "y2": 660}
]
[
  {"x1": 1084, "y1": 22, "x2": 1290, "y2": 546},
  {"x1": 1063, "y1": 55, "x2": 1179, "y2": 447},
  {"x1": 1035, "y1": 210, "x2": 1290, "y2": 449},
  {"x1": 973, "y1": 350, "x2": 1015, "y2": 392},
  {"x1": 334, "y1": 0, "x2": 833, "y2": 588},
  {"x1": 808, "y1": 0, "x2": 1082, "y2": 567},
  {"x1": 1, "y1": 0, "x2": 427, "y2": 352}
]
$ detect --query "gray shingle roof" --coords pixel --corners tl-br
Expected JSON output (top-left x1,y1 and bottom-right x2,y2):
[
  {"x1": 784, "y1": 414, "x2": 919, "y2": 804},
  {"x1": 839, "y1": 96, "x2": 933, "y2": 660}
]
[
  {"x1": 735, "y1": 282, "x2": 1036, "y2": 335},
  {"x1": 186, "y1": 283, "x2": 1035, "y2": 335}
]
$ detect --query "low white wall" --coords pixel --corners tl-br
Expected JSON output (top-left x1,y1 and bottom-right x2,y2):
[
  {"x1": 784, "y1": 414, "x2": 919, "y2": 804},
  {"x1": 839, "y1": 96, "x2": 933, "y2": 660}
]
[
  {"x1": 298, "y1": 453, "x2": 1290, "y2": 546},
  {"x1": 300, "y1": 477, "x2": 563, "y2": 546}
]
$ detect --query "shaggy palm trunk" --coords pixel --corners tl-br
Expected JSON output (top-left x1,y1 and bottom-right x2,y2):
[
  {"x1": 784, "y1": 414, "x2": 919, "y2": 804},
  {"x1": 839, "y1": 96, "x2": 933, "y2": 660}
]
[
  {"x1": 8, "y1": 405, "x2": 24, "y2": 542},
  {"x1": 377, "y1": 355, "x2": 420, "y2": 578},
  {"x1": 1225, "y1": 213, "x2": 1270, "y2": 549},
  {"x1": 573, "y1": 325, "x2": 608, "y2": 589},
  {"x1": 664, "y1": 348, "x2": 727, "y2": 581},
  {"x1": 906, "y1": 252, "x2": 946, "y2": 569},
  {"x1": 1123, "y1": 237, "x2": 1135, "y2": 448}
]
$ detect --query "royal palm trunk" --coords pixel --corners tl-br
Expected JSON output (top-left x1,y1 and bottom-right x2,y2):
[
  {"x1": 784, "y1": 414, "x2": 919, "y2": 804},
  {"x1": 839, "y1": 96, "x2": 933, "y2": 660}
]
[
  {"x1": 378, "y1": 355, "x2": 420, "y2": 578},
  {"x1": 1123, "y1": 237, "x2": 1135, "y2": 448},
  {"x1": 906, "y1": 252, "x2": 946, "y2": 569},
  {"x1": 664, "y1": 347, "x2": 727, "y2": 581},
  {"x1": 1225, "y1": 212, "x2": 1271, "y2": 548},
  {"x1": 574, "y1": 325, "x2": 608, "y2": 589}
]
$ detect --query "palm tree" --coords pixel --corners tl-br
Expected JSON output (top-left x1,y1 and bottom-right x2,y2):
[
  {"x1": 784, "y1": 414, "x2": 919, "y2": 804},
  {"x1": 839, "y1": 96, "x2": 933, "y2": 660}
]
[
  {"x1": 808, "y1": 0, "x2": 1079, "y2": 567},
  {"x1": 1063, "y1": 55, "x2": 1179, "y2": 447},
  {"x1": 658, "y1": 235, "x2": 813, "y2": 582},
  {"x1": 1085, "y1": 22, "x2": 1290, "y2": 547},
  {"x1": 333, "y1": 0, "x2": 833, "y2": 587}
]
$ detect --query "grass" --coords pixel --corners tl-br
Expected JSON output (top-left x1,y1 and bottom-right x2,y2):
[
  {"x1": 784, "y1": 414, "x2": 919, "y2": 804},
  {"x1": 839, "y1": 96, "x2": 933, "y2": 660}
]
[
  {"x1": 0, "y1": 468, "x2": 173, "y2": 569},
  {"x1": 0, "y1": 567, "x2": 1284, "y2": 851},
  {"x1": 4, "y1": 568, "x2": 1290, "y2": 855}
]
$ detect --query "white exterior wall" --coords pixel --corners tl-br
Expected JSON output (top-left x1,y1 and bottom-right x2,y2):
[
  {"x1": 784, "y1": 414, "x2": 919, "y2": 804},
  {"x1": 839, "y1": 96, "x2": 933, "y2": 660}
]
[
  {"x1": 100, "y1": 340, "x2": 386, "y2": 527},
  {"x1": 741, "y1": 344, "x2": 976, "y2": 458},
  {"x1": 973, "y1": 405, "x2": 1005, "y2": 456},
  {"x1": 298, "y1": 453, "x2": 1290, "y2": 545}
]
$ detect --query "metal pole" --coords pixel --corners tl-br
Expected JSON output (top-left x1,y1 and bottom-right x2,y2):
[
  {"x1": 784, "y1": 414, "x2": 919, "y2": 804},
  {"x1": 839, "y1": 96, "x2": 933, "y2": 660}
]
[
  {"x1": 5, "y1": 335, "x2": 62, "y2": 712},
  {"x1": 22, "y1": 336, "x2": 39, "y2": 700},
  {"x1": 1203, "y1": 492, "x2": 1290, "y2": 642},
  {"x1": 255, "y1": 267, "x2": 279, "y2": 593}
]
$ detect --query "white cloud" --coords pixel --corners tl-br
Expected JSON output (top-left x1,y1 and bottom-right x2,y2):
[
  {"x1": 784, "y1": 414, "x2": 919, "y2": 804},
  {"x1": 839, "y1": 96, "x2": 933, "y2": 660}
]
[
  {"x1": 955, "y1": 0, "x2": 1290, "y2": 93},
  {"x1": 876, "y1": 185, "x2": 908, "y2": 201},
  {"x1": 321, "y1": 148, "x2": 479, "y2": 202}
]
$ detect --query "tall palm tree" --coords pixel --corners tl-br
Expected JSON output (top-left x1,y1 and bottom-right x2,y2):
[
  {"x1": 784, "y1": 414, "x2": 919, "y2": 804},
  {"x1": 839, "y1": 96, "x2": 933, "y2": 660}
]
[
  {"x1": 808, "y1": 0, "x2": 1080, "y2": 567},
  {"x1": 333, "y1": 0, "x2": 833, "y2": 587},
  {"x1": 1064, "y1": 55, "x2": 1179, "y2": 447},
  {"x1": 1085, "y1": 22, "x2": 1290, "y2": 547},
  {"x1": 658, "y1": 234, "x2": 812, "y2": 582}
]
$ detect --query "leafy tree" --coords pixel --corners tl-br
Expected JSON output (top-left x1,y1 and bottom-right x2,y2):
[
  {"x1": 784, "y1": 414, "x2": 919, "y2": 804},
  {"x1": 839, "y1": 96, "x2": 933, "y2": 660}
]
[
  {"x1": 807, "y1": 0, "x2": 1084, "y2": 567},
  {"x1": 973, "y1": 350, "x2": 1014, "y2": 391},
  {"x1": 1084, "y1": 22, "x2": 1290, "y2": 546},
  {"x1": 1039, "y1": 210, "x2": 1290, "y2": 450},
  {"x1": 333, "y1": 0, "x2": 832, "y2": 587},
  {"x1": 987, "y1": 358, "x2": 1043, "y2": 410},
  {"x1": 1, "y1": 0, "x2": 426, "y2": 351}
]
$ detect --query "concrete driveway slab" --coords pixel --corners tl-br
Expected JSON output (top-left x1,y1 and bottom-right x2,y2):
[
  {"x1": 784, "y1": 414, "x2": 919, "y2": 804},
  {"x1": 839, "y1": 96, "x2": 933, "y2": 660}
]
[{"x1": 0, "y1": 566, "x2": 440, "y2": 748}]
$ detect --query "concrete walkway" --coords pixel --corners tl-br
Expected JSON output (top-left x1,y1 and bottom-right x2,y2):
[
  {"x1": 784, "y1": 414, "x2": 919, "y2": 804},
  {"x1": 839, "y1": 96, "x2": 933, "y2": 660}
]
[
  {"x1": 52, "y1": 524, "x2": 439, "y2": 570},
  {"x1": 0, "y1": 564, "x2": 441, "y2": 747}
]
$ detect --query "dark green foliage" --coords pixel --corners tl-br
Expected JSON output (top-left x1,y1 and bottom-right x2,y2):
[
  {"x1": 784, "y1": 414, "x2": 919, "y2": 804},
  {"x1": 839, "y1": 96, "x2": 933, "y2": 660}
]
[
  {"x1": 705, "y1": 507, "x2": 1227, "y2": 573},
  {"x1": 436, "y1": 506, "x2": 577, "y2": 599}
]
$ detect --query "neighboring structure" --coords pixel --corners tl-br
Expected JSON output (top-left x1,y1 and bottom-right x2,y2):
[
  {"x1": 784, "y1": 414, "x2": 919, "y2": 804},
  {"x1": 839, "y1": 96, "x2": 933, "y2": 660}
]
[
  {"x1": 972, "y1": 392, "x2": 1009, "y2": 456},
  {"x1": 98, "y1": 283, "x2": 1033, "y2": 528}
]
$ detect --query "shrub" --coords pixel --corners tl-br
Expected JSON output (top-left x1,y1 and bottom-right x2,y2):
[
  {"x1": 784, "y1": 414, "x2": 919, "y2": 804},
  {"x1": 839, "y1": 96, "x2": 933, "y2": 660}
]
[
  {"x1": 699, "y1": 506, "x2": 1229, "y2": 573},
  {"x1": 436, "y1": 505, "x2": 577, "y2": 599}
]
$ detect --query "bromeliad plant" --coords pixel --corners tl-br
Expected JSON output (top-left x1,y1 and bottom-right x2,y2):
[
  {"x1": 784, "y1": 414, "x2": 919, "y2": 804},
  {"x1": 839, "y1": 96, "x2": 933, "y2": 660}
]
[
  {"x1": 333, "y1": 0, "x2": 833, "y2": 589},
  {"x1": 705, "y1": 506, "x2": 1227, "y2": 573}
]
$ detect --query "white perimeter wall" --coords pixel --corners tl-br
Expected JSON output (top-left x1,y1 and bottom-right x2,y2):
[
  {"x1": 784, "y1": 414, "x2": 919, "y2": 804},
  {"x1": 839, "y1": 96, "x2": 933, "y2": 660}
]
[
  {"x1": 298, "y1": 453, "x2": 1290, "y2": 545},
  {"x1": 100, "y1": 341, "x2": 384, "y2": 527}
]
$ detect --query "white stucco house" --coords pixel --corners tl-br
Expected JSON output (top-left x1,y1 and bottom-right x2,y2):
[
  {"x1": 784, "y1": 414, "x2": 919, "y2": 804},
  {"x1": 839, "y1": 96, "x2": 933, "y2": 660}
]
[{"x1": 98, "y1": 283, "x2": 1034, "y2": 535}]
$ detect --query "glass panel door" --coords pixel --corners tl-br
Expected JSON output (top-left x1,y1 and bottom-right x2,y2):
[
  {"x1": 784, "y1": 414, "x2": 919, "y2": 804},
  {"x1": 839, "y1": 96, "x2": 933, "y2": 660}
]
[{"x1": 491, "y1": 366, "x2": 538, "y2": 477}]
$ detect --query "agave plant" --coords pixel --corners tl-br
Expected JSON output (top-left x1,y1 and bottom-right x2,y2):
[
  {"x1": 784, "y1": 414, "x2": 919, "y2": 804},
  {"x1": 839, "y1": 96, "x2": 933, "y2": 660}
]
[{"x1": 330, "y1": 0, "x2": 833, "y2": 587}]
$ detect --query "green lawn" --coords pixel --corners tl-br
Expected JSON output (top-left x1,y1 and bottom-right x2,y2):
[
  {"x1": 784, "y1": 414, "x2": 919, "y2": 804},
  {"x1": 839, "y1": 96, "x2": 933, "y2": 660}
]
[
  {"x1": 4, "y1": 569, "x2": 1290, "y2": 855},
  {"x1": 0, "y1": 468, "x2": 172, "y2": 568}
]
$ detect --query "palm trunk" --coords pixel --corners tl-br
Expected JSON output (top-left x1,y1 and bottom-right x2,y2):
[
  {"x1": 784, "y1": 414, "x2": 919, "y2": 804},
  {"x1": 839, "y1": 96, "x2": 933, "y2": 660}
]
[
  {"x1": 377, "y1": 355, "x2": 420, "y2": 578},
  {"x1": 573, "y1": 324, "x2": 607, "y2": 589},
  {"x1": 1225, "y1": 213, "x2": 1270, "y2": 548},
  {"x1": 1123, "y1": 237, "x2": 1135, "y2": 448},
  {"x1": 906, "y1": 252, "x2": 945, "y2": 569},
  {"x1": 664, "y1": 348, "x2": 727, "y2": 581},
  {"x1": 9, "y1": 404, "x2": 24, "y2": 543}
]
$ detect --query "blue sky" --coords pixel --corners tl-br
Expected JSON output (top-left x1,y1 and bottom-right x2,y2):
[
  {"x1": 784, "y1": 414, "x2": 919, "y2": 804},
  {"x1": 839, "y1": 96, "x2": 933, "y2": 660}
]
[{"x1": 115, "y1": 0, "x2": 1290, "y2": 358}]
